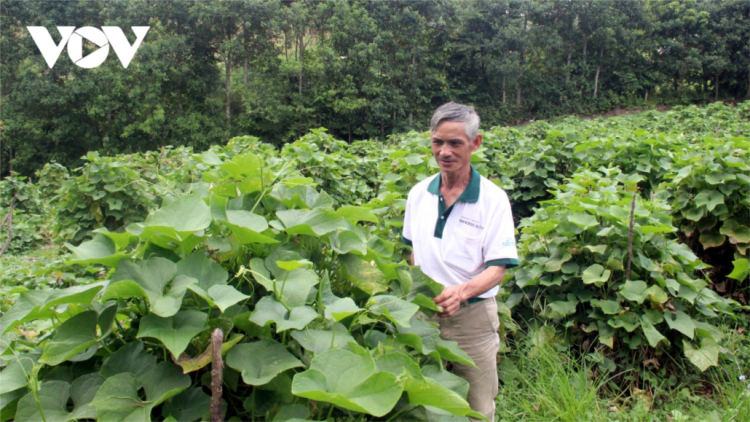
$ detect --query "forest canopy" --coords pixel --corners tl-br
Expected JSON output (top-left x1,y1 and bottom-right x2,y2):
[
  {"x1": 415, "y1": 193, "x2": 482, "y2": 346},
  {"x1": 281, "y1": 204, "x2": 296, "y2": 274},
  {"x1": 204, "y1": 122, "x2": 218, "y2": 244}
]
[{"x1": 1, "y1": 0, "x2": 748, "y2": 177}]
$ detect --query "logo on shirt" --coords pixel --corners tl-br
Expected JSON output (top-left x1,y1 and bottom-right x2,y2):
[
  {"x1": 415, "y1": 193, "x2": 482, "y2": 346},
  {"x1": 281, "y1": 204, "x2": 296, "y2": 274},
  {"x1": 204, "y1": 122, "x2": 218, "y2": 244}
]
[
  {"x1": 500, "y1": 237, "x2": 516, "y2": 247},
  {"x1": 459, "y1": 216, "x2": 483, "y2": 230}
]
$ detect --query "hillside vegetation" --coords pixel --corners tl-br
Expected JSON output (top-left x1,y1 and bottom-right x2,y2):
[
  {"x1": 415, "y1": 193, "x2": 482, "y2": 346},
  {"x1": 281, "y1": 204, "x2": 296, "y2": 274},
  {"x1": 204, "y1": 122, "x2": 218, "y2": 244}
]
[{"x1": 0, "y1": 102, "x2": 748, "y2": 421}]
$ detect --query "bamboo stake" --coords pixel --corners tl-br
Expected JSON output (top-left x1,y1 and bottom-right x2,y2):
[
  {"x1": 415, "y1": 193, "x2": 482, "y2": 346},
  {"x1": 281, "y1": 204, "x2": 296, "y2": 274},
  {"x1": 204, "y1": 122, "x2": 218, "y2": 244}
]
[{"x1": 210, "y1": 328, "x2": 224, "y2": 422}]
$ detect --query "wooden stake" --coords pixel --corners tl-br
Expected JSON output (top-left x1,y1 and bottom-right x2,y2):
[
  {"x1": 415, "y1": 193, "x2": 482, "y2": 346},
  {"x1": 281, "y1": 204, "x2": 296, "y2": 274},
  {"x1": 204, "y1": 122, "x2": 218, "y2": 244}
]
[{"x1": 210, "y1": 328, "x2": 224, "y2": 422}]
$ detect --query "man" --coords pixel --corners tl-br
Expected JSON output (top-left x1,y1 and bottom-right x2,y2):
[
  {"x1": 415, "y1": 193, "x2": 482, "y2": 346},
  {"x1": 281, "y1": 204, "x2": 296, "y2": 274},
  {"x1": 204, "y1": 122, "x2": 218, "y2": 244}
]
[{"x1": 401, "y1": 102, "x2": 519, "y2": 421}]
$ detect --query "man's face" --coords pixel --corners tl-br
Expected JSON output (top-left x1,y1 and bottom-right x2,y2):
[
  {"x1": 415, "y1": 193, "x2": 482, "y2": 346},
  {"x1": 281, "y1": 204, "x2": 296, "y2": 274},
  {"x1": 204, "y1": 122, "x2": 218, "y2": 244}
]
[{"x1": 431, "y1": 121, "x2": 482, "y2": 176}]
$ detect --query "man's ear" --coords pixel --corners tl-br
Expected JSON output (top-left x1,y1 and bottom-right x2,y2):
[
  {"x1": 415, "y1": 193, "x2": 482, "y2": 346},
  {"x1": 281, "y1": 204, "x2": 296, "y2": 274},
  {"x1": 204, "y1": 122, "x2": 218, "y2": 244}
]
[{"x1": 471, "y1": 134, "x2": 483, "y2": 152}]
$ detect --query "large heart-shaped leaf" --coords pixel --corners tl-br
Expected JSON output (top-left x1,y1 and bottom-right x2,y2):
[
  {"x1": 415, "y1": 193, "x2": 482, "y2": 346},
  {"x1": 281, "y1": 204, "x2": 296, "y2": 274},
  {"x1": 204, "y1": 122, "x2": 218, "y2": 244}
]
[
  {"x1": 99, "y1": 341, "x2": 156, "y2": 387},
  {"x1": 0, "y1": 354, "x2": 38, "y2": 394},
  {"x1": 106, "y1": 258, "x2": 195, "y2": 317},
  {"x1": 640, "y1": 316, "x2": 668, "y2": 348},
  {"x1": 250, "y1": 297, "x2": 317, "y2": 332},
  {"x1": 40, "y1": 311, "x2": 99, "y2": 366},
  {"x1": 683, "y1": 337, "x2": 719, "y2": 372},
  {"x1": 291, "y1": 348, "x2": 403, "y2": 417},
  {"x1": 396, "y1": 315, "x2": 475, "y2": 367},
  {"x1": 727, "y1": 259, "x2": 749, "y2": 281},
  {"x1": 720, "y1": 219, "x2": 750, "y2": 244},
  {"x1": 291, "y1": 326, "x2": 356, "y2": 355},
  {"x1": 91, "y1": 373, "x2": 150, "y2": 421},
  {"x1": 367, "y1": 295, "x2": 419, "y2": 328},
  {"x1": 137, "y1": 310, "x2": 209, "y2": 357},
  {"x1": 276, "y1": 209, "x2": 348, "y2": 236},
  {"x1": 65, "y1": 234, "x2": 132, "y2": 267},
  {"x1": 0, "y1": 290, "x2": 53, "y2": 335},
  {"x1": 14, "y1": 381, "x2": 72, "y2": 422},
  {"x1": 142, "y1": 362, "x2": 191, "y2": 407},
  {"x1": 221, "y1": 210, "x2": 278, "y2": 244},
  {"x1": 324, "y1": 297, "x2": 362, "y2": 321},
  {"x1": 339, "y1": 254, "x2": 389, "y2": 296},
  {"x1": 144, "y1": 195, "x2": 212, "y2": 235},
  {"x1": 665, "y1": 310, "x2": 695, "y2": 339},
  {"x1": 693, "y1": 190, "x2": 724, "y2": 212},
  {"x1": 176, "y1": 251, "x2": 228, "y2": 290},
  {"x1": 582, "y1": 264, "x2": 611, "y2": 285},
  {"x1": 226, "y1": 339, "x2": 304, "y2": 386},
  {"x1": 161, "y1": 387, "x2": 211, "y2": 422}
]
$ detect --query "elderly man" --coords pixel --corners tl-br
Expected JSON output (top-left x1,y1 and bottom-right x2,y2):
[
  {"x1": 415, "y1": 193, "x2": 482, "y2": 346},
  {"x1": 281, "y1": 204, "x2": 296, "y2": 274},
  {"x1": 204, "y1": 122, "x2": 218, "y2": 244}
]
[{"x1": 401, "y1": 102, "x2": 519, "y2": 421}]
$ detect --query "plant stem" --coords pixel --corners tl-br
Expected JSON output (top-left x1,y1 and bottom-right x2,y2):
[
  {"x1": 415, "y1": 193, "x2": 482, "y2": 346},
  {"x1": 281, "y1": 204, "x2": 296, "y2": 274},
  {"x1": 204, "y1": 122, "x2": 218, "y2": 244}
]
[
  {"x1": 386, "y1": 405, "x2": 415, "y2": 422},
  {"x1": 326, "y1": 403, "x2": 335, "y2": 420}
]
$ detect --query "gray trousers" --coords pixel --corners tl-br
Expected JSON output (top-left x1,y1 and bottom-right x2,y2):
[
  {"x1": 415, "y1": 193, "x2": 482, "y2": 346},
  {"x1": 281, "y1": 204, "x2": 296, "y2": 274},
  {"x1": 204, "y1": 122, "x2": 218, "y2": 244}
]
[{"x1": 428, "y1": 298, "x2": 500, "y2": 422}]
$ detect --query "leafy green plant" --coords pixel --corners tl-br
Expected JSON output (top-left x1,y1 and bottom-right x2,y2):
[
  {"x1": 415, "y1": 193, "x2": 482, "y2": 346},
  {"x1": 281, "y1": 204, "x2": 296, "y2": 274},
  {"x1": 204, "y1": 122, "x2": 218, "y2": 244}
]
[{"x1": 508, "y1": 167, "x2": 736, "y2": 378}]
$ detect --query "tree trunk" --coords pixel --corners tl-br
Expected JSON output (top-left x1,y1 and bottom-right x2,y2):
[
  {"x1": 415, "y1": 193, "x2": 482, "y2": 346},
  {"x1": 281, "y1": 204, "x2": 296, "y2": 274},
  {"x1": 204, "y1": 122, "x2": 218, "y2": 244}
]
[
  {"x1": 502, "y1": 77, "x2": 506, "y2": 103},
  {"x1": 645, "y1": 89, "x2": 648, "y2": 102},
  {"x1": 177, "y1": 86, "x2": 183, "y2": 114},
  {"x1": 244, "y1": 51, "x2": 248, "y2": 85},
  {"x1": 593, "y1": 47, "x2": 604, "y2": 99},
  {"x1": 582, "y1": 36, "x2": 588, "y2": 64},
  {"x1": 298, "y1": 31, "x2": 304, "y2": 95},
  {"x1": 226, "y1": 52, "x2": 231, "y2": 128},
  {"x1": 348, "y1": 123, "x2": 352, "y2": 144},
  {"x1": 409, "y1": 111, "x2": 413, "y2": 128},
  {"x1": 565, "y1": 51, "x2": 572, "y2": 83}
]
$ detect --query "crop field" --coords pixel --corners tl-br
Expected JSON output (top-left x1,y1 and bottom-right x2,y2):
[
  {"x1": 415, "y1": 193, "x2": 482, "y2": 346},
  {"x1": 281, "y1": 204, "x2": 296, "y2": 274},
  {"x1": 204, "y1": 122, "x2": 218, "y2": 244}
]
[{"x1": 0, "y1": 102, "x2": 748, "y2": 421}]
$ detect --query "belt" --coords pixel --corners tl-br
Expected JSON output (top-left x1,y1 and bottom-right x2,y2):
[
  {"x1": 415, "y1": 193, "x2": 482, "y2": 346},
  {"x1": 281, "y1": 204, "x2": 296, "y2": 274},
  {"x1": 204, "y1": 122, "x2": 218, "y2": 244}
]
[{"x1": 460, "y1": 297, "x2": 486, "y2": 307}]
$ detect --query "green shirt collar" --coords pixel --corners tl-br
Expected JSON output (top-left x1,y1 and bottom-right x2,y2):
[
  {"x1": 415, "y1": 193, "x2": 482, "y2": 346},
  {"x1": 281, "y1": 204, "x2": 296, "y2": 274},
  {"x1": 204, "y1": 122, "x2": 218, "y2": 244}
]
[{"x1": 427, "y1": 165, "x2": 480, "y2": 203}]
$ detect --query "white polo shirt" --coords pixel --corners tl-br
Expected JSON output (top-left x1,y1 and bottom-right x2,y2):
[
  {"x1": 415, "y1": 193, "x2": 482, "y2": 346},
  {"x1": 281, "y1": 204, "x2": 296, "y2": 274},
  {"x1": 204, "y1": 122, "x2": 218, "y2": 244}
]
[{"x1": 402, "y1": 166, "x2": 519, "y2": 299}]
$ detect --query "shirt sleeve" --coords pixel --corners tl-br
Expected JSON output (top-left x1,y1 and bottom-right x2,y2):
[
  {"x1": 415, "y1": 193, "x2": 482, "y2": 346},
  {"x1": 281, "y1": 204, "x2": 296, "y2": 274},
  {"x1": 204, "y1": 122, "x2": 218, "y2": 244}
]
[
  {"x1": 401, "y1": 192, "x2": 413, "y2": 247},
  {"x1": 483, "y1": 190, "x2": 519, "y2": 268}
]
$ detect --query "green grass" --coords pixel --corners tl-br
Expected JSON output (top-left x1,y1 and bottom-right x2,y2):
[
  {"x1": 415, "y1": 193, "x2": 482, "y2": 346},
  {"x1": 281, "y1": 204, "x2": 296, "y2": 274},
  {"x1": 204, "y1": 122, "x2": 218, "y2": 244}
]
[{"x1": 495, "y1": 325, "x2": 750, "y2": 422}]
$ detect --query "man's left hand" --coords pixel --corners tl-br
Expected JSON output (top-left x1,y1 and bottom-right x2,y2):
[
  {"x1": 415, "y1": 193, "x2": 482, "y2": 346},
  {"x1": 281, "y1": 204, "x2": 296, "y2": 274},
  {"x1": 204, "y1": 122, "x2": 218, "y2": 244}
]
[{"x1": 434, "y1": 284, "x2": 468, "y2": 317}]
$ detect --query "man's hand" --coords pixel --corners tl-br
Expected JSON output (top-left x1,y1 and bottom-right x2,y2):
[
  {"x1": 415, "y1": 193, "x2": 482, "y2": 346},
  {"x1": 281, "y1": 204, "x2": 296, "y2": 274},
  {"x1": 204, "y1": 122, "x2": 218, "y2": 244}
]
[{"x1": 433, "y1": 284, "x2": 468, "y2": 317}]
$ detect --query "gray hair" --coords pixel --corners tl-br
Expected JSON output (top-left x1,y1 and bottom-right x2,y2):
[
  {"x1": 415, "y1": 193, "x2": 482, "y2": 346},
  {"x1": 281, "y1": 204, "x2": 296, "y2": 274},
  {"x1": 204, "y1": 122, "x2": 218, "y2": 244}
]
[{"x1": 430, "y1": 102, "x2": 480, "y2": 140}]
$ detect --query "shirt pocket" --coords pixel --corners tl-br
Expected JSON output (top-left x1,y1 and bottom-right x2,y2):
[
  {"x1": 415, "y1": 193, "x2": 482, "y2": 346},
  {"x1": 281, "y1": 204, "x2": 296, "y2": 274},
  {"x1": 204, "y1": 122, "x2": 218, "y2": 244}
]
[{"x1": 443, "y1": 230, "x2": 483, "y2": 278}]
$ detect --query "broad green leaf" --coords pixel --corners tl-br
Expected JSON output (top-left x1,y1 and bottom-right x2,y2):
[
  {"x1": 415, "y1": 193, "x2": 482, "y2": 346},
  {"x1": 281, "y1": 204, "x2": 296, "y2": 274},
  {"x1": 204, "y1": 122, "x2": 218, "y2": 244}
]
[
  {"x1": 608, "y1": 313, "x2": 640, "y2": 332},
  {"x1": 404, "y1": 377, "x2": 485, "y2": 421},
  {"x1": 339, "y1": 254, "x2": 389, "y2": 296},
  {"x1": 0, "y1": 386, "x2": 22, "y2": 420},
  {"x1": 172, "y1": 333, "x2": 244, "y2": 374},
  {"x1": 720, "y1": 219, "x2": 750, "y2": 244},
  {"x1": 272, "y1": 184, "x2": 333, "y2": 209},
  {"x1": 699, "y1": 231, "x2": 726, "y2": 249},
  {"x1": 396, "y1": 316, "x2": 475, "y2": 367},
  {"x1": 91, "y1": 373, "x2": 149, "y2": 422},
  {"x1": 137, "y1": 310, "x2": 209, "y2": 357},
  {"x1": 683, "y1": 338, "x2": 719, "y2": 372},
  {"x1": 677, "y1": 272, "x2": 707, "y2": 292},
  {"x1": 727, "y1": 259, "x2": 749, "y2": 281},
  {"x1": 65, "y1": 234, "x2": 132, "y2": 267},
  {"x1": 645, "y1": 285, "x2": 669, "y2": 304},
  {"x1": 544, "y1": 249, "x2": 572, "y2": 272},
  {"x1": 367, "y1": 295, "x2": 419, "y2": 327},
  {"x1": 422, "y1": 365, "x2": 469, "y2": 399},
  {"x1": 0, "y1": 354, "x2": 38, "y2": 394},
  {"x1": 399, "y1": 266, "x2": 444, "y2": 302},
  {"x1": 373, "y1": 351, "x2": 425, "y2": 382},
  {"x1": 276, "y1": 260, "x2": 312, "y2": 272},
  {"x1": 92, "y1": 228, "x2": 136, "y2": 250},
  {"x1": 99, "y1": 341, "x2": 156, "y2": 386},
  {"x1": 335, "y1": 206, "x2": 378, "y2": 223},
  {"x1": 584, "y1": 245, "x2": 607, "y2": 254},
  {"x1": 142, "y1": 362, "x2": 191, "y2": 407},
  {"x1": 324, "y1": 298, "x2": 362, "y2": 321},
  {"x1": 107, "y1": 257, "x2": 195, "y2": 317},
  {"x1": 640, "y1": 316, "x2": 668, "y2": 348},
  {"x1": 568, "y1": 212, "x2": 598, "y2": 229},
  {"x1": 272, "y1": 404, "x2": 309, "y2": 421},
  {"x1": 250, "y1": 258, "x2": 273, "y2": 292},
  {"x1": 161, "y1": 387, "x2": 211, "y2": 422},
  {"x1": 226, "y1": 339, "x2": 304, "y2": 386},
  {"x1": 665, "y1": 310, "x2": 695, "y2": 339},
  {"x1": 222, "y1": 210, "x2": 277, "y2": 244},
  {"x1": 176, "y1": 251, "x2": 229, "y2": 290},
  {"x1": 291, "y1": 326, "x2": 356, "y2": 355},
  {"x1": 144, "y1": 195, "x2": 212, "y2": 235},
  {"x1": 40, "y1": 311, "x2": 99, "y2": 366},
  {"x1": 681, "y1": 207, "x2": 705, "y2": 222},
  {"x1": 276, "y1": 209, "x2": 347, "y2": 236},
  {"x1": 40, "y1": 283, "x2": 106, "y2": 313},
  {"x1": 207, "y1": 285, "x2": 250, "y2": 313},
  {"x1": 0, "y1": 290, "x2": 54, "y2": 335},
  {"x1": 544, "y1": 300, "x2": 577, "y2": 319},
  {"x1": 590, "y1": 300, "x2": 621, "y2": 315},
  {"x1": 582, "y1": 264, "x2": 611, "y2": 284},
  {"x1": 67, "y1": 373, "x2": 105, "y2": 421},
  {"x1": 693, "y1": 190, "x2": 724, "y2": 212},
  {"x1": 330, "y1": 230, "x2": 368, "y2": 255},
  {"x1": 250, "y1": 297, "x2": 318, "y2": 332},
  {"x1": 14, "y1": 381, "x2": 71, "y2": 422},
  {"x1": 291, "y1": 348, "x2": 403, "y2": 417}
]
